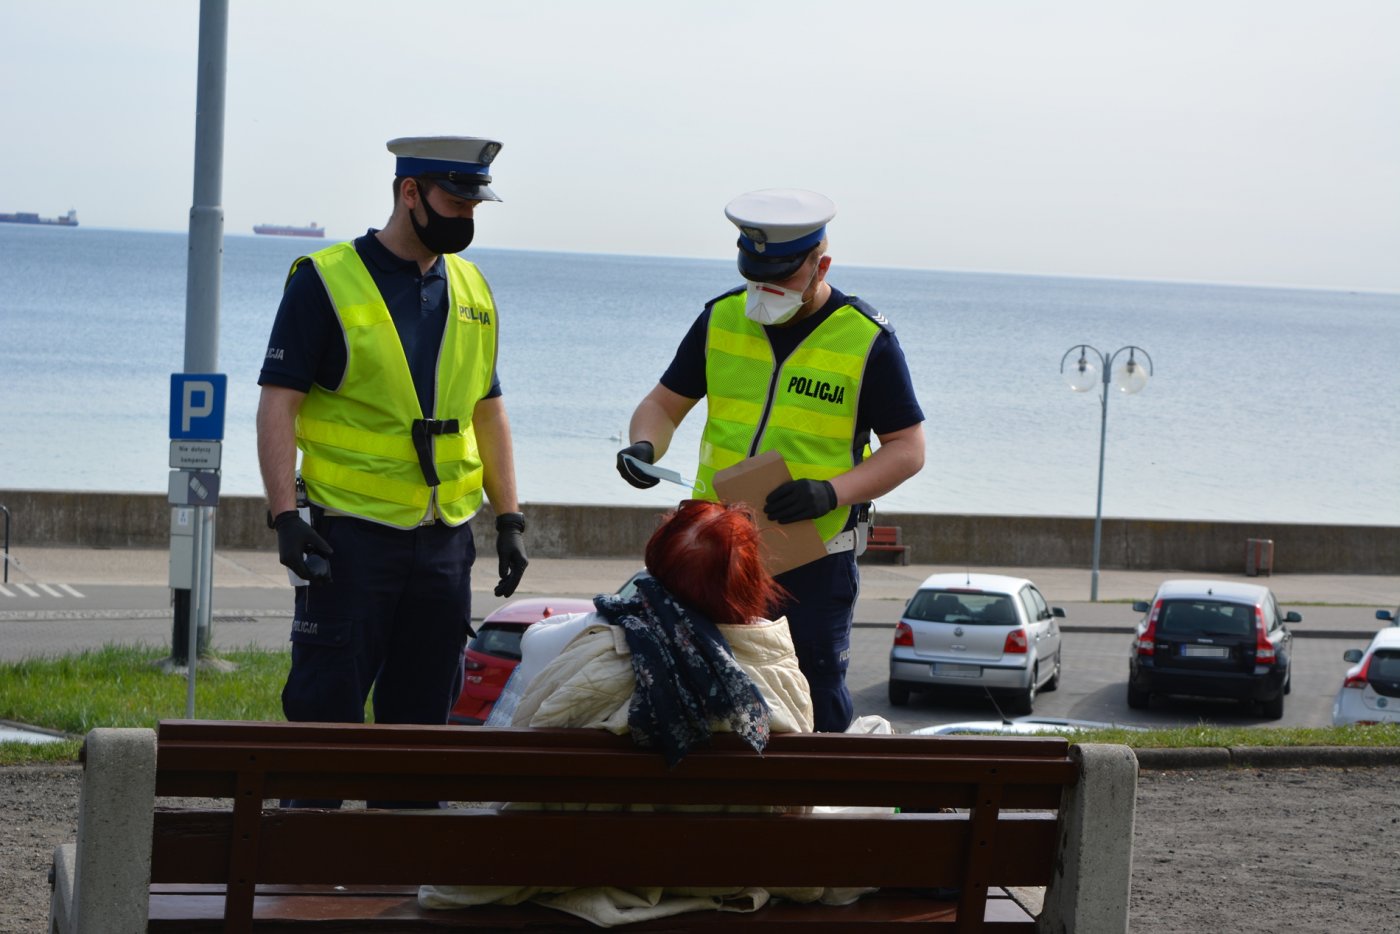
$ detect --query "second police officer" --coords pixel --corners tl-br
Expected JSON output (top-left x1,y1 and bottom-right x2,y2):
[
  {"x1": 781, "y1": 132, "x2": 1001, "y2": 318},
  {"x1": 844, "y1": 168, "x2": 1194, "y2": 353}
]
[{"x1": 617, "y1": 189, "x2": 926, "y2": 732}]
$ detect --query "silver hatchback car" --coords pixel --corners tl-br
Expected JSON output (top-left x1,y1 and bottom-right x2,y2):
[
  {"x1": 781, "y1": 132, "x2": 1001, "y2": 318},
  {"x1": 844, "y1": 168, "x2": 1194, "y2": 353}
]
[{"x1": 887, "y1": 573, "x2": 1065, "y2": 714}]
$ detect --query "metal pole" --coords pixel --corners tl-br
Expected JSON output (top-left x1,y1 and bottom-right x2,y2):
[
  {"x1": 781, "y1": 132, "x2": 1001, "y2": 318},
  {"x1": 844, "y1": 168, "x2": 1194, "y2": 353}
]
[
  {"x1": 1, "y1": 504, "x2": 9, "y2": 584},
  {"x1": 172, "y1": 0, "x2": 228, "y2": 685},
  {"x1": 197, "y1": 506, "x2": 215, "y2": 656},
  {"x1": 186, "y1": 507, "x2": 204, "y2": 718},
  {"x1": 1090, "y1": 366, "x2": 1110, "y2": 602},
  {"x1": 184, "y1": 0, "x2": 227, "y2": 373}
]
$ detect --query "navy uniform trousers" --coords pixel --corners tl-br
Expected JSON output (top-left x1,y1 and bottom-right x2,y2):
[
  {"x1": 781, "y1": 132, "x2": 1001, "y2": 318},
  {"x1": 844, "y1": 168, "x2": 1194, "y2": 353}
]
[
  {"x1": 774, "y1": 549, "x2": 859, "y2": 733},
  {"x1": 282, "y1": 514, "x2": 475, "y2": 808}
]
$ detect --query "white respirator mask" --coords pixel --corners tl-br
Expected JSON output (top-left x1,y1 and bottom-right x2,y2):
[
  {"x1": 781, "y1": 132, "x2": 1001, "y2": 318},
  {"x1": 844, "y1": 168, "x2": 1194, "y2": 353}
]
[{"x1": 743, "y1": 279, "x2": 807, "y2": 325}]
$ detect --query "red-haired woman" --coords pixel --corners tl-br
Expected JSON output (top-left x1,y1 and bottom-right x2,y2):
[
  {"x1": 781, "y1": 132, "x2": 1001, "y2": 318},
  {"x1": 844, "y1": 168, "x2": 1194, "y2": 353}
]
[
  {"x1": 420, "y1": 502, "x2": 852, "y2": 922},
  {"x1": 505, "y1": 499, "x2": 813, "y2": 760}
]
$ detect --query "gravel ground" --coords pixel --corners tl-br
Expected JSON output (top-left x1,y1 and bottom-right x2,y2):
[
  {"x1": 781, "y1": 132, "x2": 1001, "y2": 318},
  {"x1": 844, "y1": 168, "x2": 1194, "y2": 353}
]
[{"x1": 4, "y1": 763, "x2": 1397, "y2": 933}]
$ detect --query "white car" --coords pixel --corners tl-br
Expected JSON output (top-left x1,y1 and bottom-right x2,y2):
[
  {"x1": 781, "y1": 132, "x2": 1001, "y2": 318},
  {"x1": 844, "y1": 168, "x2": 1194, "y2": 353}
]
[
  {"x1": 887, "y1": 572, "x2": 1065, "y2": 715},
  {"x1": 911, "y1": 716, "x2": 1144, "y2": 736},
  {"x1": 1332, "y1": 625, "x2": 1400, "y2": 726}
]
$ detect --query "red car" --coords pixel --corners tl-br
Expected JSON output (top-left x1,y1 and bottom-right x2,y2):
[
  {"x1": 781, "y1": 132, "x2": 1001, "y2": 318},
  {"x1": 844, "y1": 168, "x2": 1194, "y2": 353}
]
[{"x1": 449, "y1": 597, "x2": 594, "y2": 725}]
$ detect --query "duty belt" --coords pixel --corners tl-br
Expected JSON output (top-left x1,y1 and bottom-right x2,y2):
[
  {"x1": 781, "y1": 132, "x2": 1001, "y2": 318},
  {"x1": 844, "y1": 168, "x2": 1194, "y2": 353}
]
[
  {"x1": 410, "y1": 418, "x2": 460, "y2": 487},
  {"x1": 825, "y1": 525, "x2": 869, "y2": 557}
]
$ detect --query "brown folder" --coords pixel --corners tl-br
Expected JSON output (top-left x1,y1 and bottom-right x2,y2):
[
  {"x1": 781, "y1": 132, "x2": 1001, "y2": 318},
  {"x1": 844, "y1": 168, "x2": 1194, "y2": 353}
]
[{"x1": 712, "y1": 450, "x2": 829, "y2": 576}]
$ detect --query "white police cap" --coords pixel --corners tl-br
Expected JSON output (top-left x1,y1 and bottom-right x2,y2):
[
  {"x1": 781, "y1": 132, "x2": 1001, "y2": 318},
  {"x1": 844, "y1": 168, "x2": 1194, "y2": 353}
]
[
  {"x1": 725, "y1": 188, "x2": 836, "y2": 282},
  {"x1": 386, "y1": 136, "x2": 503, "y2": 202}
]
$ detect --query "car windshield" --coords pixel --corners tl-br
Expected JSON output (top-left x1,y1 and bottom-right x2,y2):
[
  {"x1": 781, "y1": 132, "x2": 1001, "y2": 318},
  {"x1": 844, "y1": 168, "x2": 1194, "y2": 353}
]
[
  {"x1": 906, "y1": 590, "x2": 1017, "y2": 625},
  {"x1": 1158, "y1": 600, "x2": 1253, "y2": 637},
  {"x1": 471, "y1": 625, "x2": 525, "y2": 660}
]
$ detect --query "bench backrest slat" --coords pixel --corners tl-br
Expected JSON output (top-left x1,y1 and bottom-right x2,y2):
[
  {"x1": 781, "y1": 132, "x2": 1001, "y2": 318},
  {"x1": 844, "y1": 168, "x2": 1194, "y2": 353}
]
[
  {"x1": 151, "y1": 809, "x2": 1059, "y2": 889},
  {"x1": 156, "y1": 721, "x2": 1067, "y2": 757},
  {"x1": 157, "y1": 762, "x2": 1071, "y2": 807},
  {"x1": 154, "y1": 723, "x2": 1076, "y2": 811},
  {"x1": 869, "y1": 526, "x2": 901, "y2": 544}
]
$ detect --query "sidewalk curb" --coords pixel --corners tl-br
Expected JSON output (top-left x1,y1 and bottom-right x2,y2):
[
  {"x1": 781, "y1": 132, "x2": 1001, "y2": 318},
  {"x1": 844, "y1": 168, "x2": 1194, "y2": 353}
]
[{"x1": 1135, "y1": 745, "x2": 1400, "y2": 770}]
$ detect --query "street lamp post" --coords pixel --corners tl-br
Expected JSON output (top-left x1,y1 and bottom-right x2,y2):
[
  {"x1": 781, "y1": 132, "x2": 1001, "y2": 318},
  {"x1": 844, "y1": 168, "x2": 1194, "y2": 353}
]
[{"x1": 1059, "y1": 344, "x2": 1154, "y2": 602}]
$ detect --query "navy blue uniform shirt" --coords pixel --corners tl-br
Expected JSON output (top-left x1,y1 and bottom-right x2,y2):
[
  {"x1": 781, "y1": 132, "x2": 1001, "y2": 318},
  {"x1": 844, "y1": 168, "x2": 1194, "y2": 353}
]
[
  {"x1": 660, "y1": 286, "x2": 924, "y2": 440},
  {"x1": 258, "y1": 230, "x2": 502, "y2": 415}
]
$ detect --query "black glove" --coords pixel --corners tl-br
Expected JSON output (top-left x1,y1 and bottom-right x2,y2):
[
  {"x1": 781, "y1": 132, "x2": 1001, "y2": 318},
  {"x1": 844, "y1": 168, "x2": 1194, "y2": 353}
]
[
  {"x1": 494, "y1": 512, "x2": 529, "y2": 598},
  {"x1": 616, "y1": 440, "x2": 659, "y2": 489},
  {"x1": 764, "y1": 479, "x2": 838, "y2": 524},
  {"x1": 271, "y1": 510, "x2": 334, "y2": 583}
]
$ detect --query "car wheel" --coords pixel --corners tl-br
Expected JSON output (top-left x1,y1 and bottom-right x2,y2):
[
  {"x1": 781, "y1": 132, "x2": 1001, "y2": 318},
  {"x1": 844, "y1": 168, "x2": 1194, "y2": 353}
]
[
  {"x1": 1259, "y1": 691, "x2": 1285, "y2": 720},
  {"x1": 1008, "y1": 666, "x2": 1037, "y2": 715},
  {"x1": 1126, "y1": 682, "x2": 1150, "y2": 710},
  {"x1": 1043, "y1": 651, "x2": 1061, "y2": 692},
  {"x1": 888, "y1": 681, "x2": 912, "y2": 707}
]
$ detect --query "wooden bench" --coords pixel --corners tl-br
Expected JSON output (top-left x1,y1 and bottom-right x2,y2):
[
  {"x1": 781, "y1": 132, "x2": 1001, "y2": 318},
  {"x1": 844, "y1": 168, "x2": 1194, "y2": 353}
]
[
  {"x1": 864, "y1": 525, "x2": 911, "y2": 565},
  {"x1": 50, "y1": 721, "x2": 1136, "y2": 933}
]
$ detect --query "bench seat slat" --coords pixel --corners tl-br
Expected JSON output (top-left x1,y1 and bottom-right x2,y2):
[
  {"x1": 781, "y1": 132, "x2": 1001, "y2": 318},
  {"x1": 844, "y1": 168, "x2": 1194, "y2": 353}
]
[{"x1": 151, "y1": 810, "x2": 1058, "y2": 889}]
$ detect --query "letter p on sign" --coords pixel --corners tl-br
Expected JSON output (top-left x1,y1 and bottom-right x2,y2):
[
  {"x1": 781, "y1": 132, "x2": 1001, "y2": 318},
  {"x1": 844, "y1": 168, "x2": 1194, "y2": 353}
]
[
  {"x1": 170, "y1": 373, "x2": 227, "y2": 440},
  {"x1": 183, "y1": 381, "x2": 214, "y2": 432}
]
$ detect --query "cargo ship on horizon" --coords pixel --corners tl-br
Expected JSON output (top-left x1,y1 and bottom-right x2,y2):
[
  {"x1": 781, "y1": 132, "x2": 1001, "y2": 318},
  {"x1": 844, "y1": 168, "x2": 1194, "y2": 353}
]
[
  {"x1": 0, "y1": 209, "x2": 78, "y2": 227},
  {"x1": 253, "y1": 222, "x2": 324, "y2": 238}
]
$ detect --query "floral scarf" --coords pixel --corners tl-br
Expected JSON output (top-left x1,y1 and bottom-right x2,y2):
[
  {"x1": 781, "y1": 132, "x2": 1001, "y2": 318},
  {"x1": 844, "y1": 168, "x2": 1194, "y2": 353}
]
[{"x1": 592, "y1": 575, "x2": 770, "y2": 766}]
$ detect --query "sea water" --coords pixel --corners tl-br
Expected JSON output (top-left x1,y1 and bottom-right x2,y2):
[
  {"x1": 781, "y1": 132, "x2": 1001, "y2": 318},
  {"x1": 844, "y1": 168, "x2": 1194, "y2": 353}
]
[{"x1": 1, "y1": 223, "x2": 1396, "y2": 525}]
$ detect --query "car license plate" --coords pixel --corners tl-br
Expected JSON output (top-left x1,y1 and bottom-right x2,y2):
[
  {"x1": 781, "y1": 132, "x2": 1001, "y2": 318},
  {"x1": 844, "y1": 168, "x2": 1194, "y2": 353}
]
[
  {"x1": 1181, "y1": 644, "x2": 1229, "y2": 659},
  {"x1": 933, "y1": 663, "x2": 981, "y2": 677}
]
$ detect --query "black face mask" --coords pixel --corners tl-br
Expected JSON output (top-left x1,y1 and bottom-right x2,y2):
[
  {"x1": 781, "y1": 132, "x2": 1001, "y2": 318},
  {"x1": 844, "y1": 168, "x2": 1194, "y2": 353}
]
[{"x1": 410, "y1": 183, "x2": 474, "y2": 255}]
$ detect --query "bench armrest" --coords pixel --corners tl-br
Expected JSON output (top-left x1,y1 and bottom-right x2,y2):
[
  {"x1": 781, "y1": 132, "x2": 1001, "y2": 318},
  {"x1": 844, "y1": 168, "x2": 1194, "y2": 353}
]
[
  {"x1": 64, "y1": 728, "x2": 157, "y2": 933},
  {"x1": 1037, "y1": 743, "x2": 1137, "y2": 934}
]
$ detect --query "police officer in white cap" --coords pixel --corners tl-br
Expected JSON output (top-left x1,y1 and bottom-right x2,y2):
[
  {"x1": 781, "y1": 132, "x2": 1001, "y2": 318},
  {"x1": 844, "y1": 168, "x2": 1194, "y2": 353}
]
[
  {"x1": 617, "y1": 188, "x2": 927, "y2": 732},
  {"x1": 257, "y1": 137, "x2": 528, "y2": 803}
]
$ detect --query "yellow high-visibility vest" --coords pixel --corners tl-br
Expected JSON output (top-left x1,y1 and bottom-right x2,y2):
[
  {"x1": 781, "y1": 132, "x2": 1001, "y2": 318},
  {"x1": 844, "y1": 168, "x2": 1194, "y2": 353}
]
[
  {"x1": 696, "y1": 291, "x2": 881, "y2": 541},
  {"x1": 292, "y1": 242, "x2": 497, "y2": 528}
]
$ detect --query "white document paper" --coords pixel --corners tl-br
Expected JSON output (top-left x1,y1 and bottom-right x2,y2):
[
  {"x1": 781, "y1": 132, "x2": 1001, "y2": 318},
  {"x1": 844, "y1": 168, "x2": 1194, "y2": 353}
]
[{"x1": 621, "y1": 455, "x2": 707, "y2": 495}]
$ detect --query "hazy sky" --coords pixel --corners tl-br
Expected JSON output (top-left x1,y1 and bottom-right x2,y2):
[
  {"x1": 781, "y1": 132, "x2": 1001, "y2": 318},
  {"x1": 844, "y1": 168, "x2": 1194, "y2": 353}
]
[{"x1": 4, "y1": 1, "x2": 1398, "y2": 291}]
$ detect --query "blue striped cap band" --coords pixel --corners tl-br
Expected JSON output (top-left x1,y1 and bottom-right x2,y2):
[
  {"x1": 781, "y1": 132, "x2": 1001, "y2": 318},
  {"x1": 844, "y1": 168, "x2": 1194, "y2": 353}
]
[
  {"x1": 395, "y1": 157, "x2": 491, "y2": 178},
  {"x1": 737, "y1": 226, "x2": 825, "y2": 258}
]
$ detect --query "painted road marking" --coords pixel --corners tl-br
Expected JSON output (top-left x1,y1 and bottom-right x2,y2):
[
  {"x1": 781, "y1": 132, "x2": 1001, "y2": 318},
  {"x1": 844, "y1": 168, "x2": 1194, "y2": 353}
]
[{"x1": 0, "y1": 582, "x2": 86, "y2": 599}]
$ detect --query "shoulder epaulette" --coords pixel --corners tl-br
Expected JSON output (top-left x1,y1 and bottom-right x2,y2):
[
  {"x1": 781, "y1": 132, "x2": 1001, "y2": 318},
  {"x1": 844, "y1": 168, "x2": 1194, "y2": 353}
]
[
  {"x1": 844, "y1": 295, "x2": 895, "y2": 334},
  {"x1": 285, "y1": 255, "x2": 313, "y2": 291}
]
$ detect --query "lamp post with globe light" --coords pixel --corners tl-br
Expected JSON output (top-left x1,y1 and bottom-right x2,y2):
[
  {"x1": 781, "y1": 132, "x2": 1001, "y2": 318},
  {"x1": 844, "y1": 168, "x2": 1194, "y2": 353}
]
[{"x1": 1059, "y1": 344, "x2": 1154, "y2": 602}]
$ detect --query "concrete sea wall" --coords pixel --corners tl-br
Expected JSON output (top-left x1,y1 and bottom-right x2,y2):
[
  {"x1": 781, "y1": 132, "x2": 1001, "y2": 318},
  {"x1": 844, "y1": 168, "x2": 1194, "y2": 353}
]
[{"x1": 1, "y1": 490, "x2": 1395, "y2": 574}]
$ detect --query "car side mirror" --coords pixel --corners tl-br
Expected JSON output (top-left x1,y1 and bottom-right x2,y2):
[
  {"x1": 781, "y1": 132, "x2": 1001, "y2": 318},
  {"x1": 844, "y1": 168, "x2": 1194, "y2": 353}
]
[
  {"x1": 1132, "y1": 601, "x2": 1150, "y2": 613},
  {"x1": 1377, "y1": 609, "x2": 1396, "y2": 622},
  {"x1": 1343, "y1": 649, "x2": 1364, "y2": 663},
  {"x1": 1052, "y1": 607, "x2": 1066, "y2": 618},
  {"x1": 1284, "y1": 611, "x2": 1302, "y2": 623}
]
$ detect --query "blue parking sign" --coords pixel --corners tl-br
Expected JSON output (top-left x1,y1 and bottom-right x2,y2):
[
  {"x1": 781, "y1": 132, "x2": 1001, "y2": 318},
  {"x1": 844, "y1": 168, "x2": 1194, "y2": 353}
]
[{"x1": 170, "y1": 373, "x2": 227, "y2": 440}]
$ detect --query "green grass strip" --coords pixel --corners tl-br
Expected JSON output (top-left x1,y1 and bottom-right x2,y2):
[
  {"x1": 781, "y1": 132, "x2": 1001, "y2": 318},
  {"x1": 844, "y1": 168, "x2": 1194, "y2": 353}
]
[
  {"x1": 0, "y1": 643, "x2": 292, "y2": 766},
  {"x1": 2, "y1": 646, "x2": 1398, "y2": 767}
]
